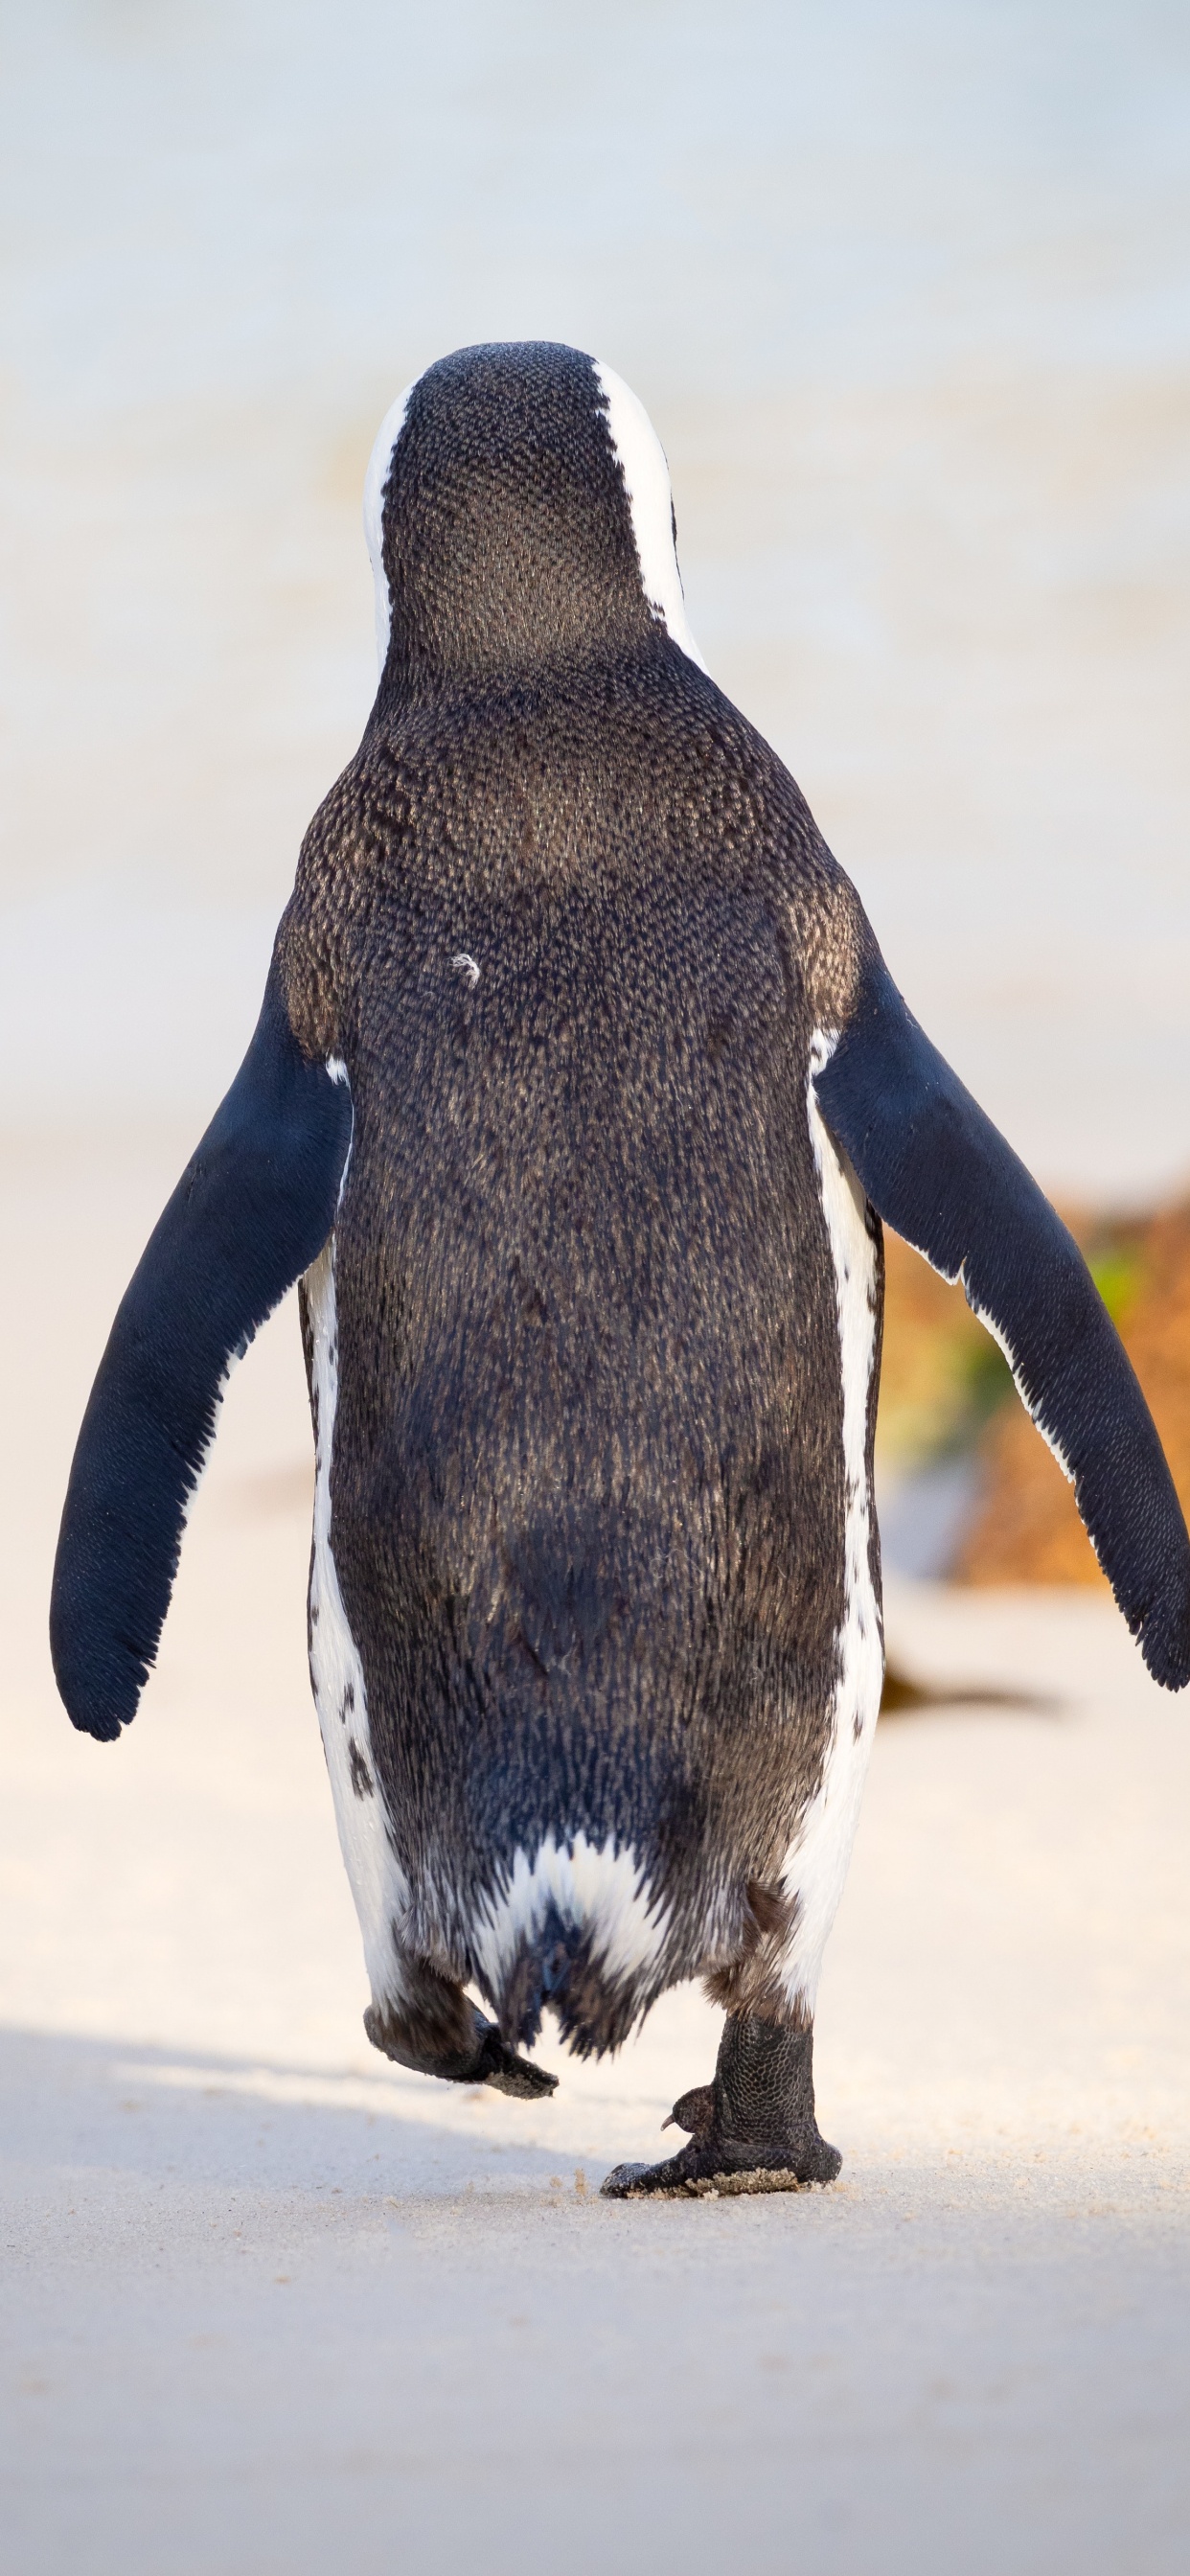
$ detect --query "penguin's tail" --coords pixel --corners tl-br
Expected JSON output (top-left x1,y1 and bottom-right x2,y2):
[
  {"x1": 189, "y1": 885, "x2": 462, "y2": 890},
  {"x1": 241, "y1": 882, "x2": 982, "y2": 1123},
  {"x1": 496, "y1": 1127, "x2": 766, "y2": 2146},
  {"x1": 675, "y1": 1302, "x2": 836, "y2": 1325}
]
[
  {"x1": 469, "y1": 1839, "x2": 672, "y2": 2059},
  {"x1": 487, "y1": 1901, "x2": 646, "y2": 2058}
]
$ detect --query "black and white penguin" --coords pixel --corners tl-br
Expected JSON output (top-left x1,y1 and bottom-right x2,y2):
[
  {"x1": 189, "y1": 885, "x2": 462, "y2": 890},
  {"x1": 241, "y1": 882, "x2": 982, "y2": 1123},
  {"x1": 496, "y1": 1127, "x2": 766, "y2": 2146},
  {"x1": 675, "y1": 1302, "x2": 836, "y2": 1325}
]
[{"x1": 51, "y1": 342, "x2": 1190, "y2": 2196}]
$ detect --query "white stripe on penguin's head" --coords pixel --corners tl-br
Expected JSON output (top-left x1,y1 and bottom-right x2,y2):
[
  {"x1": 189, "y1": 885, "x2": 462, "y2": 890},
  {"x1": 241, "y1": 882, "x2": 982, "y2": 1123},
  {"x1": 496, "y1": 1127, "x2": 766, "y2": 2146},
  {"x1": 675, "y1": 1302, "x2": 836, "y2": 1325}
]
[
  {"x1": 593, "y1": 361, "x2": 708, "y2": 674},
  {"x1": 363, "y1": 380, "x2": 417, "y2": 678}
]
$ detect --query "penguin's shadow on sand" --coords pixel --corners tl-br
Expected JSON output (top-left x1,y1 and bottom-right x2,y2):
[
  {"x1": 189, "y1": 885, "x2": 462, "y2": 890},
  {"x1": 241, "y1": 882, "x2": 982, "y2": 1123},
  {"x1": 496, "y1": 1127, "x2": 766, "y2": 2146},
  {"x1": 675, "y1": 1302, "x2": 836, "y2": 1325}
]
[{"x1": 0, "y1": 2024, "x2": 635, "y2": 2209}]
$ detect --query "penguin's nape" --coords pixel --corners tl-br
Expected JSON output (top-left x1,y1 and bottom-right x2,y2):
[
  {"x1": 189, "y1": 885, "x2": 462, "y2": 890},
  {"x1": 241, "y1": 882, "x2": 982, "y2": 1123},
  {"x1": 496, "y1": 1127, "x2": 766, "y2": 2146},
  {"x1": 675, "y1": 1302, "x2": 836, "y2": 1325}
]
[{"x1": 363, "y1": 340, "x2": 705, "y2": 691}]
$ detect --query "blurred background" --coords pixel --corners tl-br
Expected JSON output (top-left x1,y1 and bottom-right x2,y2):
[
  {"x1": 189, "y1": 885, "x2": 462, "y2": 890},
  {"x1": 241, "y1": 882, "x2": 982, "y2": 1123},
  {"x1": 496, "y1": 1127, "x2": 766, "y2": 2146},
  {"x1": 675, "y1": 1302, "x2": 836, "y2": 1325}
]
[{"x1": 2, "y1": 0, "x2": 1189, "y2": 2047}]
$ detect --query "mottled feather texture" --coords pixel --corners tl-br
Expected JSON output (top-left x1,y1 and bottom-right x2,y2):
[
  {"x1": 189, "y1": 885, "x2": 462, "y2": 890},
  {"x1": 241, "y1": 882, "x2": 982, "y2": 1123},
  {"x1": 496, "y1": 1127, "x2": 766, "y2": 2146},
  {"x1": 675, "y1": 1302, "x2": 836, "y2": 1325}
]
[{"x1": 274, "y1": 347, "x2": 876, "y2": 2034}]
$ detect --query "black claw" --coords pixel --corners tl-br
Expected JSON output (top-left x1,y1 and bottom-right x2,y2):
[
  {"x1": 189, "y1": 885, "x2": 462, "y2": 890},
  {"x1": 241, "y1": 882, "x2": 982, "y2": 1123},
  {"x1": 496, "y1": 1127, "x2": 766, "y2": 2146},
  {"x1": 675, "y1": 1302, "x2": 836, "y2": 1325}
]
[
  {"x1": 469, "y1": 2023, "x2": 559, "y2": 2099},
  {"x1": 667, "y1": 2082, "x2": 716, "y2": 2139},
  {"x1": 602, "y1": 2161, "x2": 659, "y2": 2196}
]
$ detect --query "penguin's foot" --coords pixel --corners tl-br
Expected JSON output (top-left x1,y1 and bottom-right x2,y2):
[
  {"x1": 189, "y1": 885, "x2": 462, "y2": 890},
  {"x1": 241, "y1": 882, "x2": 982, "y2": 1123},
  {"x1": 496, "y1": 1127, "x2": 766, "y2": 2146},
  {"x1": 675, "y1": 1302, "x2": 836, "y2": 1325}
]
[
  {"x1": 458, "y1": 2015, "x2": 559, "y2": 2100},
  {"x1": 364, "y1": 1988, "x2": 558, "y2": 2101},
  {"x1": 601, "y1": 2012, "x2": 839, "y2": 2199}
]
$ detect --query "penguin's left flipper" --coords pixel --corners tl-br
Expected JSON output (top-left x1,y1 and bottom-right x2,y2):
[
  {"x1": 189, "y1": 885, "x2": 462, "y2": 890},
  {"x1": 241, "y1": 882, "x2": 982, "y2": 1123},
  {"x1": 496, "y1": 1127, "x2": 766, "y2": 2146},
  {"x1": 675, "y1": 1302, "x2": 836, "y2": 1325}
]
[
  {"x1": 50, "y1": 958, "x2": 354, "y2": 1740},
  {"x1": 813, "y1": 943, "x2": 1190, "y2": 1691}
]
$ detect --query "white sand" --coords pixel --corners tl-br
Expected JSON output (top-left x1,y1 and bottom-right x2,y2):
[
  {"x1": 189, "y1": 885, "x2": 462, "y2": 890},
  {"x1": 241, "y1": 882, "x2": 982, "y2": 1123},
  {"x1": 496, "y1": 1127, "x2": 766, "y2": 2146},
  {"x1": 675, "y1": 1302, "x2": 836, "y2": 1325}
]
[{"x1": 3, "y1": 1137, "x2": 1189, "y2": 2571}]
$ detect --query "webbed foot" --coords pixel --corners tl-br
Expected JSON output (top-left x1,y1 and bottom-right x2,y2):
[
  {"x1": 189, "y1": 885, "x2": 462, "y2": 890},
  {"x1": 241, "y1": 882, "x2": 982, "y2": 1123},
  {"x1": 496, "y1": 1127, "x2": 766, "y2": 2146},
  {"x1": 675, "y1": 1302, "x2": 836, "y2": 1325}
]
[
  {"x1": 601, "y1": 2012, "x2": 839, "y2": 2198},
  {"x1": 365, "y1": 1994, "x2": 558, "y2": 2099},
  {"x1": 463, "y1": 2017, "x2": 559, "y2": 2099}
]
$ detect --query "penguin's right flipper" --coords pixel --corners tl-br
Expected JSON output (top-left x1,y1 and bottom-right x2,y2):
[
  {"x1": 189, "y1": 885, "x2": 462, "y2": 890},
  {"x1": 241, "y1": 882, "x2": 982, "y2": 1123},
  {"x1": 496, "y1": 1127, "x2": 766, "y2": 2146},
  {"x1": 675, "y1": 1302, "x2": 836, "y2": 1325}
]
[
  {"x1": 50, "y1": 960, "x2": 354, "y2": 1741},
  {"x1": 812, "y1": 944, "x2": 1190, "y2": 1690}
]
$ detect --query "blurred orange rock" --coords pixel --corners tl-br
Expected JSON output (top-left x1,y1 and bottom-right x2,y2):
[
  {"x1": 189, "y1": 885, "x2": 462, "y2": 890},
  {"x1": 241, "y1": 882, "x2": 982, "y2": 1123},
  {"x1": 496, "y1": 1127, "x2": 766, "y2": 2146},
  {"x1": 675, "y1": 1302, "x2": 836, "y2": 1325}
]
[
  {"x1": 878, "y1": 1230, "x2": 1008, "y2": 1476},
  {"x1": 954, "y1": 1200, "x2": 1190, "y2": 1588}
]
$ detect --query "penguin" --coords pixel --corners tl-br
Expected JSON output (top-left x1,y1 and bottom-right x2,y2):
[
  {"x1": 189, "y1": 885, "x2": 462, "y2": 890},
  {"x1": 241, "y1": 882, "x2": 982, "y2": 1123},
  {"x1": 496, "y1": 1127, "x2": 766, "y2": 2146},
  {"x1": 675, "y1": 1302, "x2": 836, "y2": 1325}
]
[{"x1": 50, "y1": 341, "x2": 1190, "y2": 2198}]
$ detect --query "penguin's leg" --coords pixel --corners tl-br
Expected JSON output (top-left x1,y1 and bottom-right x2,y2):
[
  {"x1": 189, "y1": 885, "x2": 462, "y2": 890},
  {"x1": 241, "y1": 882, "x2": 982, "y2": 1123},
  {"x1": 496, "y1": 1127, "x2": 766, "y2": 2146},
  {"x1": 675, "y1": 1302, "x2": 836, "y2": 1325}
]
[
  {"x1": 300, "y1": 1247, "x2": 556, "y2": 2106},
  {"x1": 600, "y1": 2009, "x2": 839, "y2": 2198},
  {"x1": 364, "y1": 1962, "x2": 557, "y2": 2103}
]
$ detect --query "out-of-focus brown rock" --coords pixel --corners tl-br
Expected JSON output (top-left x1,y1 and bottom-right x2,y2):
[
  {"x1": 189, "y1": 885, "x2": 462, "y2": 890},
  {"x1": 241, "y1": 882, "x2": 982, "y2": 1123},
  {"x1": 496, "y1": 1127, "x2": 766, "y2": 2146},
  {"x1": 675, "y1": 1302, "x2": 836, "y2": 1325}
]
[
  {"x1": 878, "y1": 1229, "x2": 1006, "y2": 1475},
  {"x1": 957, "y1": 1401, "x2": 1101, "y2": 1585},
  {"x1": 955, "y1": 1199, "x2": 1190, "y2": 1588}
]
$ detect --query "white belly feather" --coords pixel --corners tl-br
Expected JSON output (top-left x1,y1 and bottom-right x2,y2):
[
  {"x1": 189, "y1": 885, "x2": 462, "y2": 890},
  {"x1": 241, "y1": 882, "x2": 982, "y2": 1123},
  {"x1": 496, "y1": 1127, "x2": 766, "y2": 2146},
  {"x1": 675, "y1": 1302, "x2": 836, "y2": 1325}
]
[
  {"x1": 305, "y1": 1237, "x2": 413, "y2": 2019},
  {"x1": 773, "y1": 1032, "x2": 884, "y2": 2020}
]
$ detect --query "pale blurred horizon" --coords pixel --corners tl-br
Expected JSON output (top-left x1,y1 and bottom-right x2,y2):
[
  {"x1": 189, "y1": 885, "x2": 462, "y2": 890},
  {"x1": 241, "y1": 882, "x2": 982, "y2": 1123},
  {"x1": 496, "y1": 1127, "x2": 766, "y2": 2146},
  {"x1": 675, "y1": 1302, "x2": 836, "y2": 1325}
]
[{"x1": 2, "y1": 0, "x2": 1189, "y2": 1196}]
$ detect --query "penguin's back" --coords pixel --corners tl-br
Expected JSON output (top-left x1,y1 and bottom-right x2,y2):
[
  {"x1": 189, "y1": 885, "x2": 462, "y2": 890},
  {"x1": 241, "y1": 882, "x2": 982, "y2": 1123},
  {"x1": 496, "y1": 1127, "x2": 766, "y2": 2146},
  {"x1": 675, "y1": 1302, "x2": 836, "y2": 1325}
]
[{"x1": 285, "y1": 641, "x2": 874, "y2": 2039}]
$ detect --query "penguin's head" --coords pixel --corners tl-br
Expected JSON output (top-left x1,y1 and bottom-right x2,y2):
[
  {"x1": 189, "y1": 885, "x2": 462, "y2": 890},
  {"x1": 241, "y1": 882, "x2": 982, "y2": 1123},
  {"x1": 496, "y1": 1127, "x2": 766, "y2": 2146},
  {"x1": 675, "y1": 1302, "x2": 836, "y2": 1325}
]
[{"x1": 363, "y1": 341, "x2": 706, "y2": 692}]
